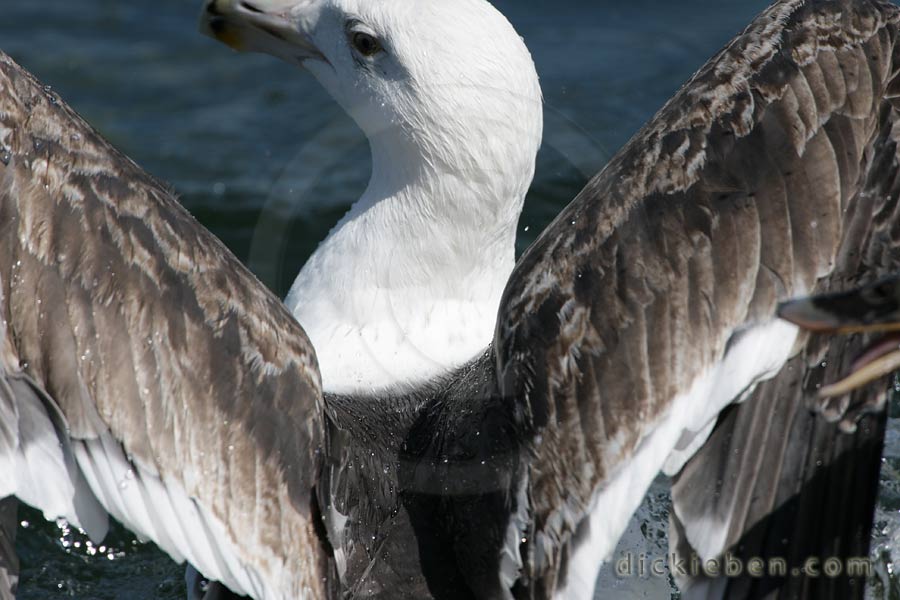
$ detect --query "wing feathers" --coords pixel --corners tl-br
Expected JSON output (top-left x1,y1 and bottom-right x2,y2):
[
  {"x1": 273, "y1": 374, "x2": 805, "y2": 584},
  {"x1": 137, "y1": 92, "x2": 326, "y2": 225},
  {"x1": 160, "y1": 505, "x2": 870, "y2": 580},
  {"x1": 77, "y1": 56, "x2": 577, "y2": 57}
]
[
  {"x1": 0, "y1": 50, "x2": 328, "y2": 599},
  {"x1": 496, "y1": 0, "x2": 900, "y2": 592},
  {"x1": 660, "y1": 42, "x2": 900, "y2": 599}
]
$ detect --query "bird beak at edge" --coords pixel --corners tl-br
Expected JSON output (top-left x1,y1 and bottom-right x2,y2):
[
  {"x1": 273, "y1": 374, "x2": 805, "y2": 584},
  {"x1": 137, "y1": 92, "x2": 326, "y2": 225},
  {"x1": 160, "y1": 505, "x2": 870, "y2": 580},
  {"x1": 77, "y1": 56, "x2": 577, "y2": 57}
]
[
  {"x1": 200, "y1": 0, "x2": 327, "y2": 65},
  {"x1": 778, "y1": 276, "x2": 900, "y2": 398}
]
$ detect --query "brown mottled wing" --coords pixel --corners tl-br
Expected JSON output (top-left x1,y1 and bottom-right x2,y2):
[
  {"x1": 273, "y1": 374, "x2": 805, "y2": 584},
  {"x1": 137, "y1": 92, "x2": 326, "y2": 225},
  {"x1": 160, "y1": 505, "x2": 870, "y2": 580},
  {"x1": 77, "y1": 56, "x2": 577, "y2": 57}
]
[
  {"x1": 669, "y1": 73, "x2": 900, "y2": 599},
  {"x1": 495, "y1": 0, "x2": 900, "y2": 592},
  {"x1": 0, "y1": 52, "x2": 327, "y2": 599},
  {"x1": 670, "y1": 361, "x2": 886, "y2": 600}
]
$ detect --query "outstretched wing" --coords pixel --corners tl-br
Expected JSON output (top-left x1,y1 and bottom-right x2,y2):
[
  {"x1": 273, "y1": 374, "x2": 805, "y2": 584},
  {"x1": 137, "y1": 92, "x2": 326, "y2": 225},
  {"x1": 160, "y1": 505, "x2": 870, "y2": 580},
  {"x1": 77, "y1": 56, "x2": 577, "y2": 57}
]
[
  {"x1": 494, "y1": 0, "x2": 900, "y2": 594},
  {"x1": 669, "y1": 64, "x2": 900, "y2": 600},
  {"x1": 0, "y1": 52, "x2": 327, "y2": 600}
]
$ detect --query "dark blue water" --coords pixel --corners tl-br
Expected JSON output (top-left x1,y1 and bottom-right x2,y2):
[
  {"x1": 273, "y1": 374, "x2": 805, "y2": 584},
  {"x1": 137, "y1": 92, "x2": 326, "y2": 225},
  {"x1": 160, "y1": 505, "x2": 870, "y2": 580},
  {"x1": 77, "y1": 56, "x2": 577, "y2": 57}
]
[{"x1": 6, "y1": 1, "x2": 896, "y2": 598}]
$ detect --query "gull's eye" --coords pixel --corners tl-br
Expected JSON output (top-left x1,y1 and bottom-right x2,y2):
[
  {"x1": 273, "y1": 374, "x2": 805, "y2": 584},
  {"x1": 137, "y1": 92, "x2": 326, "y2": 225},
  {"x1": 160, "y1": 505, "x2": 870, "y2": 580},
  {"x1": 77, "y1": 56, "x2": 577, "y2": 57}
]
[{"x1": 351, "y1": 31, "x2": 381, "y2": 57}]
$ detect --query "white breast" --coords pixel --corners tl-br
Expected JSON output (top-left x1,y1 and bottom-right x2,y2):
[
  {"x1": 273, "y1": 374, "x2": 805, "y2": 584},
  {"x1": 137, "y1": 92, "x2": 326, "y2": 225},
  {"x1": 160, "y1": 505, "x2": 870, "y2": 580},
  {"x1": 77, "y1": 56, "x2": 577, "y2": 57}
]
[
  {"x1": 292, "y1": 289, "x2": 501, "y2": 394},
  {"x1": 284, "y1": 156, "x2": 524, "y2": 396}
]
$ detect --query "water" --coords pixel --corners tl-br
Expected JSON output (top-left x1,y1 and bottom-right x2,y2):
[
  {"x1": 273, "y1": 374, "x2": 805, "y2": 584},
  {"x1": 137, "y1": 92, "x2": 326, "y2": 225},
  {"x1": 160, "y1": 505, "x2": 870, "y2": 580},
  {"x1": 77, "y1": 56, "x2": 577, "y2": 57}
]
[{"x1": 2, "y1": 0, "x2": 898, "y2": 598}]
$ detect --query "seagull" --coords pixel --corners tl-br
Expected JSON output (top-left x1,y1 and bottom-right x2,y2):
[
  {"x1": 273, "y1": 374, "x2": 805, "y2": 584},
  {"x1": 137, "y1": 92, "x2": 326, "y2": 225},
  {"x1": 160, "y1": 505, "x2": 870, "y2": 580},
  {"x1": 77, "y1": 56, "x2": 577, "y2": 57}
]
[
  {"x1": 781, "y1": 275, "x2": 900, "y2": 403},
  {"x1": 2, "y1": 0, "x2": 900, "y2": 599}
]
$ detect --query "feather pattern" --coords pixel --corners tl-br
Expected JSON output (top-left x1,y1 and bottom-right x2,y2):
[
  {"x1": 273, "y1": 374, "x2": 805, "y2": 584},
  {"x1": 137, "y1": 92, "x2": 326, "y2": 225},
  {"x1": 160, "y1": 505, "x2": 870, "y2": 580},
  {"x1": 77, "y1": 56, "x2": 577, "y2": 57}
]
[
  {"x1": 0, "y1": 52, "x2": 327, "y2": 599},
  {"x1": 4, "y1": 1, "x2": 900, "y2": 599},
  {"x1": 494, "y1": 0, "x2": 900, "y2": 594},
  {"x1": 318, "y1": 4, "x2": 900, "y2": 598},
  {"x1": 670, "y1": 55, "x2": 900, "y2": 599}
]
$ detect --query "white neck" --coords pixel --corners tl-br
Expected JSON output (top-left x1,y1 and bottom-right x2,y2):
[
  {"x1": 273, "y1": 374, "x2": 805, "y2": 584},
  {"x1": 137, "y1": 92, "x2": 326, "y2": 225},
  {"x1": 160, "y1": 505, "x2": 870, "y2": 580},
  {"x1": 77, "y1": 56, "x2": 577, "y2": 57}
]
[
  {"x1": 283, "y1": 0, "x2": 543, "y2": 395},
  {"x1": 285, "y1": 119, "x2": 535, "y2": 395}
]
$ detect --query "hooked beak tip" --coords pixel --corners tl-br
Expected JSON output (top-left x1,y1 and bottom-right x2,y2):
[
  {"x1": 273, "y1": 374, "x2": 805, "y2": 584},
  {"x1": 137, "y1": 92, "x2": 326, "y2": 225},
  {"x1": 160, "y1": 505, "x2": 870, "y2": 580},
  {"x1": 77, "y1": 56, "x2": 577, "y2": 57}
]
[
  {"x1": 200, "y1": 1, "x2": 242, "y2": 49},
  {"x1": 199, "y1": 0, "x2": 324, "y2": 63}
]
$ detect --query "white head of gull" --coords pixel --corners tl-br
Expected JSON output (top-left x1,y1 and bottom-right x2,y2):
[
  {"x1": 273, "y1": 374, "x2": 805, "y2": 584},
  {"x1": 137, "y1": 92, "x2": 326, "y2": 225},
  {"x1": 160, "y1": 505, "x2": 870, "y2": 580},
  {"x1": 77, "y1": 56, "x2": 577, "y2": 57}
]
[{"x1": 205, "y1": 0, "x2": 543, "y2": 394}]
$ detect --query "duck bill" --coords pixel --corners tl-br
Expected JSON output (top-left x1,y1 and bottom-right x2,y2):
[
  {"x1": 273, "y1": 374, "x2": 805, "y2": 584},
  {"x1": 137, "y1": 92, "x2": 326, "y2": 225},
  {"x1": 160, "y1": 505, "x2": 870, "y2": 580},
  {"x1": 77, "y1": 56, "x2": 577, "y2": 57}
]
[
  {"x1": 200, "y1": 0, "x2": 326, "y2": 65},
  {"x1": 778, "y1": 275, "x2": 900, "y2": 397}
]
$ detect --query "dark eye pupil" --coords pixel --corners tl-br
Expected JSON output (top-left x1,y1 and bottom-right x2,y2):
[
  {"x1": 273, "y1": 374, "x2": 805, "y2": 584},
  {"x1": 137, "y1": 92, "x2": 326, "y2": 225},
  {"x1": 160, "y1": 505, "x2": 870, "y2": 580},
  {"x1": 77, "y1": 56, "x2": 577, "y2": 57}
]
[{"x1": 353, "y1": 32, "x2": 380, "y2": 56}]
